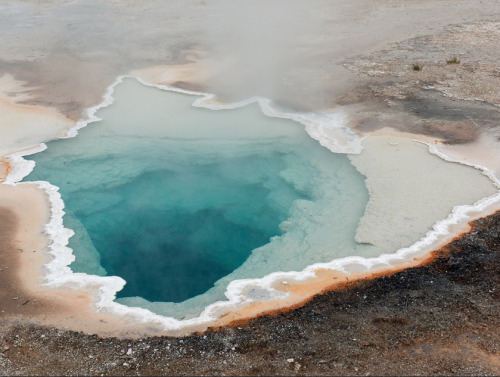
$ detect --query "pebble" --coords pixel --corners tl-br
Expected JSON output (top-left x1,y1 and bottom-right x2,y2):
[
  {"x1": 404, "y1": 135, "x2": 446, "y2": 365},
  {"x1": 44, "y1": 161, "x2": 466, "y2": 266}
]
[
  {"x1": 127, "y1": 348, "x2": 132, "y2": 355},
  {"x1": 287, "y1": 358, "x2": 294, "y2": 363}
]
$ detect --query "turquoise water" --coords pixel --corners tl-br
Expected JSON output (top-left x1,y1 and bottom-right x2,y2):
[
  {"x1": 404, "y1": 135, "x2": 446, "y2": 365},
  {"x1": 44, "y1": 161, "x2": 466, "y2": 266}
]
[{"x1": 24, "y1": 78, "x2": 370, "y2": 318}]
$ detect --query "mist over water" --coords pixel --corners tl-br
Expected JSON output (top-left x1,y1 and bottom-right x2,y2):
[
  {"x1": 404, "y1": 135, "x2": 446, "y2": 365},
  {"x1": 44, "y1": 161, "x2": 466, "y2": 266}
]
[
  {"x1": 69, "y1": 156, "x2": 304, "y2": 303},
  {"x1": 6, "y1": 0, "x2": 500, "y2": 325},
  {"x1": 24, "y1": 78, "x2": 371, "y2": 318},
  {"x1": 2, "y1": 0, "x2": 495, "y2": 117}
]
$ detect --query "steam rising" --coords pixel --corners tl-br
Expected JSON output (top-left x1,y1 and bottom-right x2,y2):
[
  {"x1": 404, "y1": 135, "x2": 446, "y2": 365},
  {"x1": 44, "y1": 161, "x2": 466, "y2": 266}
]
[
  {"x1": 199, "y1": 0, "x2": 317, "y2": 103},
  {"x1": 197, "y1": 0, "x2": 366, "y2": 108},
  {"x1": 1, "y1": 0, "x2": 497, "y2": 115}
]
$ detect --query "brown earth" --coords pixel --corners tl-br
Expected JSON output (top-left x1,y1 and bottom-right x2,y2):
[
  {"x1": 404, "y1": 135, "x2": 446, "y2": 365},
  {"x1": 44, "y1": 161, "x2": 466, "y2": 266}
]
[
  {"x1": 0, "y1": 209, "x2": 499, "y2": 376},
  {"x1": 341, "y1": 21, "x2": 500, "y2": 144},
  {"x1": 1, "y1": 6, "x2": 500, "y2": 376}
]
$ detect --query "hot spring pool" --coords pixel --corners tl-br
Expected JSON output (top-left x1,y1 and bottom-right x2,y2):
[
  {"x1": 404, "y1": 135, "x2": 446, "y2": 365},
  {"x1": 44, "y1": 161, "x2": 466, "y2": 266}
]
[{"x1": 24, "y1": 77, "x2": 374, "y2": 319}]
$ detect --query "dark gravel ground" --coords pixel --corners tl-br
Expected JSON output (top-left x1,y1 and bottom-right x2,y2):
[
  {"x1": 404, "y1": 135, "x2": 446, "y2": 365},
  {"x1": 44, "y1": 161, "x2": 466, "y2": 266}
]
[{"x1": 1, "y1": 211, "x2": 500, "y2": 376}]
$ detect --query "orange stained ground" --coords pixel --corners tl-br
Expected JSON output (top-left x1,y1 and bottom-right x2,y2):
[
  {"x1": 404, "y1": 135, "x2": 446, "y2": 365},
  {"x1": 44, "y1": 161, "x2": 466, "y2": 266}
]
[{"x1": 0, "y1": 160, "x2": 10, "y2": 183}]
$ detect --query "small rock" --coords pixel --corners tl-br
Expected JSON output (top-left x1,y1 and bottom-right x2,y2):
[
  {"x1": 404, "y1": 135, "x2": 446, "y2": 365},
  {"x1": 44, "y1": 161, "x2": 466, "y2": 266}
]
[
  {"x1": 123, "y1": 362, "x2": 129, "y2": 367},
  {"x1": 287, "y1": 358, "x2": 294, "y2": 363},
  {"x1": 126, "y1": 348, "x2": 132, "y2": 356}
]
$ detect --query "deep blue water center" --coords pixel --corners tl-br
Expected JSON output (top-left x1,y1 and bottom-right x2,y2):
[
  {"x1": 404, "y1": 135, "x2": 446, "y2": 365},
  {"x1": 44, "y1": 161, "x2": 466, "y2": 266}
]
[
  {"x1": 70, "y1": 154, "x2": 302, "y2": 303},
  {"x1": 24, "y1": 79, "x2": 369, "y2": 315},
  {"x1": 23, "y1": 79, "x2": 316, "y2": 303}
]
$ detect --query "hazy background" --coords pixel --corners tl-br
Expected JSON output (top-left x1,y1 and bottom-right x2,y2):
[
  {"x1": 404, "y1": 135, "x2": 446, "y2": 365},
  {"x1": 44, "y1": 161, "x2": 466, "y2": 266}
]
[{"x1": 1, "y1": 0, "x2": 499, "y2": 118}]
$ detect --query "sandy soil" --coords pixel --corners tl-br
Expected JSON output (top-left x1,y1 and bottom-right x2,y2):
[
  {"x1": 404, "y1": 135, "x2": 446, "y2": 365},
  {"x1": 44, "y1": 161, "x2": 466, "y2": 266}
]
[
  {"x1": 341, "y1": 21, "x2": 500, "y2": 146},
  {"x1": 0, "y1": 0, "x2": 500, "y2": 375},
  {"x1": 0, "y1": 210, "x2": 499, "y2": 376},
  {"x1": 0, "y1": 75, "x2": 74, "y2": 157},
  {"x1": 0, "y1": 183, "x2": 174, "y2": 338},
  {"x1": 0, "y1": 171, "x2": 490, "y2": 339}
]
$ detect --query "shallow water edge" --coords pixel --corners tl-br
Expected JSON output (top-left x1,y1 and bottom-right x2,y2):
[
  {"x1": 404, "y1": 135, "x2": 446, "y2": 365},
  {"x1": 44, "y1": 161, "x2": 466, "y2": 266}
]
[{"x1": 3, "y1": 74, "x2": 500, "y2": 336}]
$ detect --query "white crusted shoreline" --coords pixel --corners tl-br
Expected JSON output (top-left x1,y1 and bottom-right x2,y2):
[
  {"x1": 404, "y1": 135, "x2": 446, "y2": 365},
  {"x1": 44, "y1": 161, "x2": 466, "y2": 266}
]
[{"x1": 2, "y1": 74, "x2": 499, "y2": 335}]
